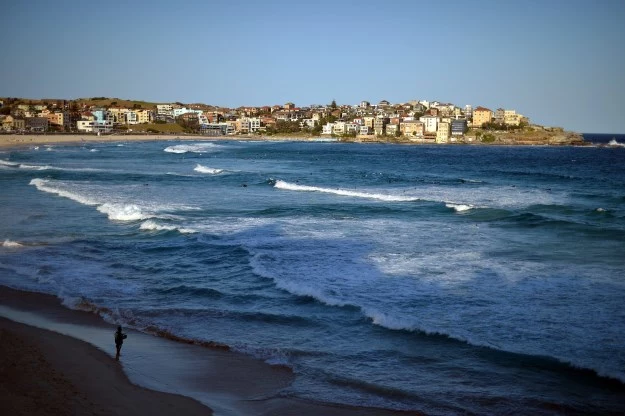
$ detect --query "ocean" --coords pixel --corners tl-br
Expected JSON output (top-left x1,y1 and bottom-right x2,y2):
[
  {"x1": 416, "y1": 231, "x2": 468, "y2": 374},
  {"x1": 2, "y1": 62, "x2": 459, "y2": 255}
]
[{"x1": 1, "y1": 136, "x2": 624, "y2": 415}]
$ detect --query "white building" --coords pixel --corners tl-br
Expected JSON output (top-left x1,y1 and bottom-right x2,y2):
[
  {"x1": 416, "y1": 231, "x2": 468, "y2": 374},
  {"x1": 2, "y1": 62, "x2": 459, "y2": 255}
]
[
  {"x1": 198, "y1": 113, "x2": 209, "y2": 125},
  {"x1": 359, "y1": 125, "x2": 372, "y2": 135},
  {"x1": 300, "y1": 119, "x2": 316, "y2": 129},
  {"x1": 173, "y1": 108, "x2": 202, "y2": 118},
  {"x1": 249, "y1": 117, "x2": 261, "y2": 132},
  {"x1": 93, "y1": 120, "x2": 113, "y2": 134},
  {"x1": 419, "y1": 115, "x2": 439, "y2": 134},
  {"x1": 126, "y1": 111, "x2": 138, "y2": 124},
  {"x1": 156, "y1": 104, "x2": 173, "y2": 116},
  {"x1": 333, "y1": 121, "x2": 346, "y2": 135},
  {"x1": 322, "y1": 123, "x2": 334, "y2": 135},
  {"x1": 77, "y1": 120, "x2": 94, "y2": 132},
  {"x1": 346, "y1": 123, "x2": 359, "y2": 134}
]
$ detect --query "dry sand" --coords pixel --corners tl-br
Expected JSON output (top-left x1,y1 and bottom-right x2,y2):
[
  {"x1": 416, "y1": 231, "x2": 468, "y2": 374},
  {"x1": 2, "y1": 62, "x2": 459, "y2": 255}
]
[
  {"x1": 0, "y1": 133, "x2": 299, "y2": 150},
  {"x1": 0, "y1": 133, "x2": 221, "y2": 149},
  {"x1": 0, "y1": 286, "x2": 420, "y2": 416},
  {"x1": 0, "y1": 318, "x2": 213, "y2": 416}
]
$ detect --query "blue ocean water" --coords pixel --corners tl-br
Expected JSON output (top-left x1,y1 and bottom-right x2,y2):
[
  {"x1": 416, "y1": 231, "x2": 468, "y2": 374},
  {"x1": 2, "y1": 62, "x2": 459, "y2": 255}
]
[{"x1": 1, "y1": 138, "x2": 624, "y2": 414}]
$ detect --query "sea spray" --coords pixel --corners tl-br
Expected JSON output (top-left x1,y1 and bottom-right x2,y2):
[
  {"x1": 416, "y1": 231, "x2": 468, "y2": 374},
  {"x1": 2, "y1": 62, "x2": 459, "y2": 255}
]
[{"x1": 194, "y1": 164, "x2": 224, "y2": 174}]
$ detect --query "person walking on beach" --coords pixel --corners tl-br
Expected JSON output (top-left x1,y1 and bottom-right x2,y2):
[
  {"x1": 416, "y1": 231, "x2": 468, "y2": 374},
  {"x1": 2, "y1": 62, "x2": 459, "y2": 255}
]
[{"x1": 114, "y1": 325, "x2": 127, "y2": 360}]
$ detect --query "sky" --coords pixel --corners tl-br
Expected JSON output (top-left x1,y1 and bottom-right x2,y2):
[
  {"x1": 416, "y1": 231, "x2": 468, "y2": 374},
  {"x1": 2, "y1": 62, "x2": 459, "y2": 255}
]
[{"x1": 1, "y1": 0, "x2": 624, "y2": 133}]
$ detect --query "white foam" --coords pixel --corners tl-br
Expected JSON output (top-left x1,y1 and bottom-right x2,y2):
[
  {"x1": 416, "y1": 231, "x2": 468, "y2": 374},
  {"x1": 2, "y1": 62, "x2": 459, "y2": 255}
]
[
  {"x1": 164, "y1": 143, "x2": 222, "y2": 154},
  {"x1": 194, "y1": 164, "x2": 223, "y2": 174},
  {"x1": 141, "y1": 220, "x2": 198, "y2": 233},
  {"x1": 30, "y1": 178, "x2": 98, "y2": 206},
  {"x1": 2, "y1": 239, "x2": 23, "y2": 248},
  {"x1": 608, "y1": 139, "x2": 625, "y2": 147},
  {"x1": 0, "y1": 159, "x2": 19, "y2": 168},
  {"x1": 446, "y1": 203, "x2": 474, "y2": 212},
  {"x1": 3, "y1": 160, "x2": 103, "y2": 172},
  {"x1": 274, "y1": 180, "x2": 420, "y2": 202},
  {"x1": 19, "y1": 163, "x2": 54, "y2": 170},
  {"x1": 29, "y1": 178, "x2": 191, "y2": 223},
  {"x1": 98, "y1": 203, "x2": 152, "y2": 221}
]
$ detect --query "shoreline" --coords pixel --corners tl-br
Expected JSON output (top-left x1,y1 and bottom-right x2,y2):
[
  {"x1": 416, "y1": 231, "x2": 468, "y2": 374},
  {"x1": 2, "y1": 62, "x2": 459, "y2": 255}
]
[
  {"x1": 0, "y1": 285, "x2": 420, "y2": 416},
  {"x1": 0, "y1": 317, "x2": 213, "y2": 416},
  {"x1": 0, "y1": 132, "x2": 588, "y2": 149}
]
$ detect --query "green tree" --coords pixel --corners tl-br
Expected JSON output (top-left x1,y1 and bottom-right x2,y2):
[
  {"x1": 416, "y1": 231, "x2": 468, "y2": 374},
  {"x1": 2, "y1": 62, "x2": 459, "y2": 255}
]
[{"x1": 330, "y1": 99, "x2": 337, "y2": 109}]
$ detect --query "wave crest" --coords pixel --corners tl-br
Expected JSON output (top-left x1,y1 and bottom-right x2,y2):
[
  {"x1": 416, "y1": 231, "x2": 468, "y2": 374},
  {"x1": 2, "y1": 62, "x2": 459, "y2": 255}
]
[
  {"x1": 445, "y1": 203, "x2": 474, "y2": 212},
  {"x1": 274, "y1": 180, "x2": 420, "y2": 202},
  {"x1": 139, "y1": 219, "x2": 196, "y2": 233},
  {"x1": 98, "y1": 203, "x2": 152, "y2": 221},
  {"x1": 194, "y1": 164, "x2": 224, "y2": 174},
  {"x1": 164, "y1": 143, "x2": 222, "y2": 154},
  {"x1": 3, "y1": 159, "x2": 102, "y2": 172},
  {"x1": 608, "y1": 139, "x2": 625, "y2": 147},
  {"x1": 2, "y1": 239, "x2": 23, "y2": 248}
]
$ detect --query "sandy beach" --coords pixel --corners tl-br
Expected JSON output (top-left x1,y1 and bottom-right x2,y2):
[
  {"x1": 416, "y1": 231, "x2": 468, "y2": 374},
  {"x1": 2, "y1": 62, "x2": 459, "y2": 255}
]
[
  {"x1": 0, "y1": 133, "x2": 237, "y2": 149},
  {"x1": 0, "y1": 286, "x2": 419, "y2": 416}
]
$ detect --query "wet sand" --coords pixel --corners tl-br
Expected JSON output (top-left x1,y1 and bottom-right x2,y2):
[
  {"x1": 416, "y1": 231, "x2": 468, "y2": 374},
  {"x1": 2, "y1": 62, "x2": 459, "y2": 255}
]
[{"x1": 0, "y1": 286, "x2": 420, "y2": 416}]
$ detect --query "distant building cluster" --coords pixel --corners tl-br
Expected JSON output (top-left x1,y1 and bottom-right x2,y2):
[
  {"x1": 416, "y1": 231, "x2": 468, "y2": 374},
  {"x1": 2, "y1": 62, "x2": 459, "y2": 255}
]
[{"x1": 0, "y1": 98, "x2": 529, "y2": 142}]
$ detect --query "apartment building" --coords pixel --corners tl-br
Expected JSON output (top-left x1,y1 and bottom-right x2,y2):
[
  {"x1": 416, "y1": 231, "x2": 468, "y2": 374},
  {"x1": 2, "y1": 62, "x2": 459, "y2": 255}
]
[
  {"x1": 46, "y1": 112, "x2": 64, "y2": 127},
  {"x1": 136, "y1": 109, "x2": 152, "y2": 124},
  {"x1": 386, "y1": 124, "x2": 400, "y2": 136},
  {"x1": 472, "y1": 107, "x2": 493, "y2": 127},
  {"x1": 451, "y1": 119, "x2": 468, "y2": 136},
  {"x1": 504, "y1": 110, "x2": 523, "y2": 126},
  {"x1": 436, "y1": 122, "x2": 451, "y2": 143},
  {"x1": 157, "y1": 104, "x2": 173, "y2": 116},
  {"x1": 400, "y1": 120, "x2": 424, "y2": 137},
  {"x1": 419, "y1": 115, "x2": 439, "y2": 134},
  {"x1": 333, "y1": 121, "x2": 346, "y2": 135},
  {"x1": 374, "y1": 118, "x2": 388, "y2": 135}
]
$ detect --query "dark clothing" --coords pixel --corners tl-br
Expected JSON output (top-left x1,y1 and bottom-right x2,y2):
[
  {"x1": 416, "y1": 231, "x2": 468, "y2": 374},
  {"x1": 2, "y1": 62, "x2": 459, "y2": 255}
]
[
  {"x1": 114, "y1": 328, "x2": 127, "y2": 359},
  {"x1": 115, "y1": 331, "x2": 126, "y2": 346}
]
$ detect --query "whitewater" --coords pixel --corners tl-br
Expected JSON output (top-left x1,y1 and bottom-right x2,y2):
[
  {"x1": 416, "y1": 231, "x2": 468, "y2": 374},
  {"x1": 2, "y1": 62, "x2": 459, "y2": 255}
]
[{"x1": 1, "y1": 138, "x2": 624, "y2": 415}]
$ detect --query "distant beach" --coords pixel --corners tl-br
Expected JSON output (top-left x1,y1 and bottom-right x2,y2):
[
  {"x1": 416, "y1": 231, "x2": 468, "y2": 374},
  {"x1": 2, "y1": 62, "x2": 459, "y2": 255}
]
[
  {"x1": 0, "y1": 133, "x2": 239, "y2": 149},
  {"x1": 0, "y1": 131, "x2": 588, "y2": 149}
]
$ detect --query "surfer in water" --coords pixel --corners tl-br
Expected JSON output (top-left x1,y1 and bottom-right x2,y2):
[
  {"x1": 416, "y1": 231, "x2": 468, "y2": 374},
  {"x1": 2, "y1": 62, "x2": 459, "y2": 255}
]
[{"x1": 114, "y1": 325, "x2": 127, "y2": 360}]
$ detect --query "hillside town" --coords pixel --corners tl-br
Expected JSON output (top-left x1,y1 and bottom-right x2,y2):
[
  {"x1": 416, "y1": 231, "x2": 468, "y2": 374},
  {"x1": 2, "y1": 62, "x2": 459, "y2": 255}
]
[{"x1": 0, "y1": 97, "x2": 575, "y2": 144}]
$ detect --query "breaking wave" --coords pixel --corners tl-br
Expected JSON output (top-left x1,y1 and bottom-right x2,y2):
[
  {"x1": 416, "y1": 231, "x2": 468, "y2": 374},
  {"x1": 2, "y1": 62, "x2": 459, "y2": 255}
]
[
  {"x1": 1, "y1": 159, "x2": 102, "y2": 172},
  {"x1": 28, "y1": 178, "x2": 178, "y2": 222},
  {"x1": 608, "y1": 139, "x2": 625, "y2": 147},
  {"x1": 2, "y1": 239, "x2": 23, "y2": 248},
  {"x1": 139, "y1": 219, "x2": 196, "y2": 234},
  {"x1": 164, "y1": 143, "x2": 223, "y2": 154},
  {"x1": 445, "y1": 203, "x2": 474, "y2": 212},
  {"x1": 273, "y1": 180, "x2": 420, "y2": 202},
  {"x1": 97, "y1": 203, "x2": 153, "y2": 221},
  {"x1": 194, "y1": 164, "x2": 224, "y2": 174}
]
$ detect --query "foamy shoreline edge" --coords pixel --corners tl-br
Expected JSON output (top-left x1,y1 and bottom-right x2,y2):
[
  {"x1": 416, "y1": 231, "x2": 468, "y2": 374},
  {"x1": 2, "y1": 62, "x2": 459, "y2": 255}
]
[{"x1": 0, "y1": 285, "x2": 419, "y2": 416}]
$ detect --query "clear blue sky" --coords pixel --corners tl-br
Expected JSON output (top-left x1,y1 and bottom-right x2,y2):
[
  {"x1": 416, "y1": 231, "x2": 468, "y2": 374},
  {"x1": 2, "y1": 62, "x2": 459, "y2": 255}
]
[{"x1": 1, "y1": 0, "x2": 624, "y2": 133}]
